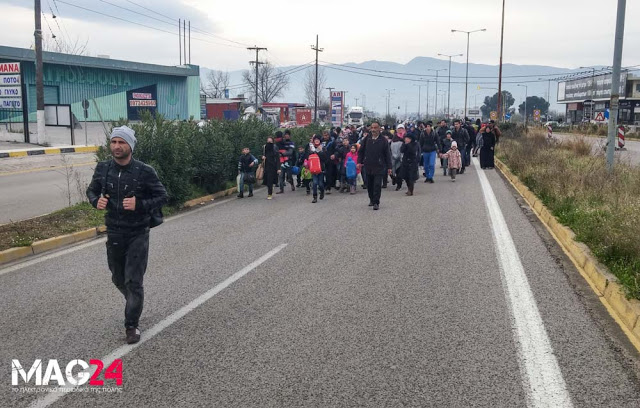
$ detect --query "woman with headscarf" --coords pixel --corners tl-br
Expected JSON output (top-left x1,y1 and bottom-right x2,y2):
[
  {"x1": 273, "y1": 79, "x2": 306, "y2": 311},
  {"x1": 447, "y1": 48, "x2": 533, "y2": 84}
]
[
  {"x1": 262, "y1": 135, "x2": 280, "y2": 199},
  {"x1": 479, "y1": 125, "x2": 496, "y2": 169},
  {"x1": 400, "y1": 132, "x2": 419, "y2": 196}
]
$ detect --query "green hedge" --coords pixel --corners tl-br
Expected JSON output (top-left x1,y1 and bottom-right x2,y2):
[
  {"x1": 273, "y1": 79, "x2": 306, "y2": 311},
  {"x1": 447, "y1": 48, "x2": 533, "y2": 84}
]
[{"x1": 96, "y1": 113, "x2": 328, "y2": 205}]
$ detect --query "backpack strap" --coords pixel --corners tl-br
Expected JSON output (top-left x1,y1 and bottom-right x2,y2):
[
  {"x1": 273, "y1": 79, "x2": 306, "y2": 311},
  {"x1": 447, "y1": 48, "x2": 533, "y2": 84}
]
[
  {"x1": 130, "y1": 159, "x2": 143, "y2": 194},
  {"x1": 101, "y1": 160, "x2": 111, "y2": 196}
]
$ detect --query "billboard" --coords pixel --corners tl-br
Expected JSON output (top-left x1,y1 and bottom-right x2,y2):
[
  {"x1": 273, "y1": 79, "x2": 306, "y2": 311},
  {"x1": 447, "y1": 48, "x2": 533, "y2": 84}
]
[
  {"x1": 295, "y1": 108, "x2": 312, "y2": 126},
  {"x1": 127, "y1": 85, "x2": 157, "y2": 120},
  {"x1": 557, "y1": 72, "x2": 627, "y2": 102},
  {"x1": 331, "y1": 91, "x2": 344, "y2": 127}
]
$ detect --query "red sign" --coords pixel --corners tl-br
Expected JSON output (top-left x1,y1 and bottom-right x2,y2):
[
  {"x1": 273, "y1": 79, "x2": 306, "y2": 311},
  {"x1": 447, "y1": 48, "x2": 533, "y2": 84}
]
[
  {"x1": 0, "y1": 62, "x2": 20, "y2": 74},
  {"x1": 132, "y1": 92, "x2": 152, "y2": 99},
  {"x1": 295, "y1": 108, "x2": 312, "y2": 126}
]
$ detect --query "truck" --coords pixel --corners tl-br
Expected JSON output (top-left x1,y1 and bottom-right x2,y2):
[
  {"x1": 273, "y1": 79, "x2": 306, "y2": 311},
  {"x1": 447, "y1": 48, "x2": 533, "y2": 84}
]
[{"x1": 345, "y1": 106, "x2": 364, "y2": 127}]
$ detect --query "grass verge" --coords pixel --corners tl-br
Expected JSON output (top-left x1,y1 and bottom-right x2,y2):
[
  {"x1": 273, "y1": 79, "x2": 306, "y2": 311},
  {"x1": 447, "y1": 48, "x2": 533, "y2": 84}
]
[{"x1": 497, "y1": 129, "x2": 640, "y2": 299}]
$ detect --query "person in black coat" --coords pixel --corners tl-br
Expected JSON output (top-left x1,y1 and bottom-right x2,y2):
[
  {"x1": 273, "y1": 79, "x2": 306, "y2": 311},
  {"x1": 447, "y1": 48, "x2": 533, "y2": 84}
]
[
  {"x1": 400, "y1": 133, "x2": 419, "y2": 196},
  {"x1": 357, "y1": 120, "x2": 392, "y2": 210},
  {"x1": 262, "y1": 136, "x2": 280, "y2": 199},
  {"x1": 480, "y1": 126, "x2": 496, "y2": 169}
]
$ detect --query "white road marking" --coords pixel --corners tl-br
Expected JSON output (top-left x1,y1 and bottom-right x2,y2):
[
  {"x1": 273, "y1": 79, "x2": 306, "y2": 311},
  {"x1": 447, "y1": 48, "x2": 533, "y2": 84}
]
[
  {"x1": 28, "y1": 243, "x2": 287, "y2": 408},
  {"x1": 0, "y1": 196, "x2": 237, "y2": 276},
  {"x1": 474, "y1": 158, "x2": 573, "y2": 407}
]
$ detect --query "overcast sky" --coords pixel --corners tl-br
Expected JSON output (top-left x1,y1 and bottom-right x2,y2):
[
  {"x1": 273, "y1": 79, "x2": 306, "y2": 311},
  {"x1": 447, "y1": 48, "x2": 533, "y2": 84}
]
[{"x1": 3, "y1": 0, "x2": 639, "y2": 73}]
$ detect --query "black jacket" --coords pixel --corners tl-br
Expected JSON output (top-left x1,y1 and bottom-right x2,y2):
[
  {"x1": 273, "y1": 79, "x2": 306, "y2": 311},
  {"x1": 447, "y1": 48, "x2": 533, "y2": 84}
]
[
  {"x1": 263, "y1": 143, "x2": 280, "y2": 174},
  {"x1": 87, "y1": 159, "x2": 168, "y2": 234},
  {"x1": 481, "y1": 130, "x2": 496, "y2": 149},
  {"x1": 400, "y1": 142, "x2": 419, "y2": 181},
  {"x1": 238, "y1": 153, "x2": 258, "y2": 173},
  {"x1": 451, "y1": 127, "x2": 470, "y2": 148},
  {"x1": 419, "y1": 130, "x2": 440, "y2": 153},
  {"x1": 357, "y1": 135, "x2": 392, "y2": 175}
]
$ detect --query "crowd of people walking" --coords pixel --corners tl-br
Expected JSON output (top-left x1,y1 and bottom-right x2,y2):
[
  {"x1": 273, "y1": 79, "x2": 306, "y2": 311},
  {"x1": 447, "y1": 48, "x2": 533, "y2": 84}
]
[{"x1": 238, "y1": 118, "x2": 501, "y2": 210}]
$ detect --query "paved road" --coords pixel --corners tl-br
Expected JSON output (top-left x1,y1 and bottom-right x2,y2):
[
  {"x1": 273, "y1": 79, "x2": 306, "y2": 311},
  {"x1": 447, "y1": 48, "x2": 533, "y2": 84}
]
[
  {"x1": 554, "y1": 133, "x2": 640, "y2": 166},
  {"x1": 1, "y1": 161, "x2": 639, "y2": 407},
  {"x1": 0, "y1": 154, "x2": 96, "y2": 224}
]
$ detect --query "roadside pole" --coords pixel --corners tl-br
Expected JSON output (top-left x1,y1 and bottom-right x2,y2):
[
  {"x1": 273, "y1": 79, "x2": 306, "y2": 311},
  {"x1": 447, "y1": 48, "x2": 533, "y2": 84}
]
[{"x1": 606, "y1": 0, "x2": 626, "y2": 172}]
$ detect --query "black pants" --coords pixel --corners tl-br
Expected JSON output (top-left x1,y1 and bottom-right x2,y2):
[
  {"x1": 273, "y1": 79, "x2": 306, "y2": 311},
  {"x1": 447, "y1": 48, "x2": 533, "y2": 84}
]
[
  {"x1": 366, "y1": 173, "x2": 383, "y2": 205},
  {"x1": 325, "y1": 163, "x2": 337, "y2": 190},
  {"x1": 106, "y1": 231, "x2": 150, "y2": 329},
  {"x1": 404, "y1": 178, "x2": 414, "y2": 193},
  {"x1": 480, "y1": 146, "x2": 495, "y2": 168}
]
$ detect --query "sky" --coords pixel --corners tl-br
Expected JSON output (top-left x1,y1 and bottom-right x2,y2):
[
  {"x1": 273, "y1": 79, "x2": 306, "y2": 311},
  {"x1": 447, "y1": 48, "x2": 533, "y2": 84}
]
[{"x1": 2, "y1": 0, "x2": 639, "y2": 113}]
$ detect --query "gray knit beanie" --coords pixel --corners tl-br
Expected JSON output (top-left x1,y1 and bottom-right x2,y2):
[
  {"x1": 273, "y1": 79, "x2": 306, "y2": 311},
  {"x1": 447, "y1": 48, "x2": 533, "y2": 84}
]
[{"x1": 110, "y1": 126, "x2": 137, "y2": 151}]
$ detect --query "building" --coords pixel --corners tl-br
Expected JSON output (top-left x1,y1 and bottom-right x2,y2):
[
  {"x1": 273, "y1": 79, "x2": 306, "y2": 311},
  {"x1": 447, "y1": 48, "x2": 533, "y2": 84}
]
[
  {"x1": 0, "y1": 45, "x2": 200, "y2": 125},
  {"x1": 557, "y1": 71, "x2": 640, "y2": 126},
  {"x1": 205, "y1": 98, "x2": 243, "y2": 121}
]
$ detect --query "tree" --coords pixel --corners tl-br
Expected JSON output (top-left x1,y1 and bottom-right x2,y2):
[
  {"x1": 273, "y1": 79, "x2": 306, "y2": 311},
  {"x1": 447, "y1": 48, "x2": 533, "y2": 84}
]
[
  {"x1": 303, "y1": 67, "x2": 327, "y2": 109},
  {"x1": 201, "y1": 70, "x2": 230, "y2": 99},
  {"x1": 242, "y1": 62, "x2": 290, "y2": 105},
  {"x1": 518, "y1": 96, "x2": 550, "y2": 117},
  {"x1": 42, "y1": 35, "x2": 88, "y2": 55},
  {"x1": 481, "y1": 91, "x2": 515, "y2": 118}
]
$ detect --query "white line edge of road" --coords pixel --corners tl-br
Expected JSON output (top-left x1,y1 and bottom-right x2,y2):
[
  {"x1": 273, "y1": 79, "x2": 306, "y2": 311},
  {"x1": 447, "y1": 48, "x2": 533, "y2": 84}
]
[
  {"x1": 0, "y1": 196, "x2": 236, "y2": 277},
  {"x1": 28, "y1": 243, "x2": 288, "y2": 408},
  {"x1": 473, "y1": 157, "x2": 573, "y2": 408}
]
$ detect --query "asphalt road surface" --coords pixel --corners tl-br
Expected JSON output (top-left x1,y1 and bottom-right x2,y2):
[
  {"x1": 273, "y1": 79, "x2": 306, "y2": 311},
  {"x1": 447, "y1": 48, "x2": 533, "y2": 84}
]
[
  {"x1": 553, "y1": 132, "x2": 640, "y2": 166},
  {"x1": 1, "y1": 160, "x2": 639, "y2": 407},
  {"x1": 0, "y1": 154, "x2": 96, "y2": 224}
]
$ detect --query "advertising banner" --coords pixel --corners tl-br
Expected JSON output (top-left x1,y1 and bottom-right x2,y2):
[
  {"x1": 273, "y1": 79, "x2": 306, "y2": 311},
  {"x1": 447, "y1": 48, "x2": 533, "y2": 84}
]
[
  {"x1": 331, "y1": 91, "x2": 344, "y2": 127},
  {"x1": 295, "y1": 108, "x2": 312, "y2": 126},
  {"x1": 557, "y1": 72, "x2": 627, "y2": 102},
  {"x1": 127, "y1": 84, "x2": 157, "y2": 120}
]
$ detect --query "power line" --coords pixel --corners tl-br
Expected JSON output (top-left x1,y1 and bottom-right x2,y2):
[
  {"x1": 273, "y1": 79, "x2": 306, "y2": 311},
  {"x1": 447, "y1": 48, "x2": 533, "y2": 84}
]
[
  {"x1": 123, "y1": 0, "x2": 251, "y2": 47},
  {"x1": 55, "y1": 0, "x2": 245, "y2": 49}
]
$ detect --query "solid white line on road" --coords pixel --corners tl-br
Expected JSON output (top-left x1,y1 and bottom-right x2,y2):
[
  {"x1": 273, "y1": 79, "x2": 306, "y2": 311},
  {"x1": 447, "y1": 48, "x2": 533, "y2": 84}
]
[
  {"x1": 29, "y1": 243, "x2": 288, "y2": 408},
  {"x1": 474, "y1": 157, "x2": 573, "y2": 408}
]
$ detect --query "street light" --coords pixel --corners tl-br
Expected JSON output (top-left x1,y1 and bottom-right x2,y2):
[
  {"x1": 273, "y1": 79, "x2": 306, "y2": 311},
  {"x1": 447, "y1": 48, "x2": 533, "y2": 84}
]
[
  {"x1": 517, "y1": 84, "x2": 528, "y2": 126},
  {"x1": 452, "y1": 28, "x2": 486, "y2": 119},
  {"x1": 385, "y1": 88, "x2": 395, "y2": 117},
  {"x1": 437, "y1": 53, "x2": 463, "y2": 119},
  {"x1": 427, "y1": 68, "x2": 446, "y2": 118},
  {"x1": 414, "y1": 83, "x2": 425, "y2": 120}
]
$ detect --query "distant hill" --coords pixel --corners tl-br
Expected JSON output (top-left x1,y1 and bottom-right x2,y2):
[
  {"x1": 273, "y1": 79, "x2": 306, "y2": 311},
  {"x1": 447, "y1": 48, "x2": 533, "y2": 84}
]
[{"x1": 201, "y1": 57, "x2": 594, "y2": 118}]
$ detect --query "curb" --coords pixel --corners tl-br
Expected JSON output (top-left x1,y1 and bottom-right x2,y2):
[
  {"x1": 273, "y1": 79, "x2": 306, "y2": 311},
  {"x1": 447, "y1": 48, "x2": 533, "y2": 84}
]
[
  {"x1": 495, "y1": 158, "x2": 640, "y2": 350},
  {"x1": 0, "y1": 146, "x2": 98, "y2": 159},
  {"x1": 0, "y1": 186, "x2": 238, "y2": 266}
]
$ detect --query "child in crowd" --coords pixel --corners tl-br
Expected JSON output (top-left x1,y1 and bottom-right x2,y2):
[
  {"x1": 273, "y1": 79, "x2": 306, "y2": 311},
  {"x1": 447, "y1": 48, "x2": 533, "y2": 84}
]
[
  {"x1": 308, "y1": 135, "x2": 327, "y2": 203},
  {"x1": 295, "y1": 145, "x2": 306, "y2": 188},
  {"x1": 336, "y1": 138, "x2": 351, "y2": 193},
  {"x1": 441, "y1": 130, "x2": 453, "y2": 176},
  {"x1": 344, "y1": 144, "x2": 359, "y2": 194},
  {"x1": 440, "y1": 140, "x2": 461, "y2": 181},
  {"x1": 237, "y1": 147, "x2": 258, "y2": 198}
]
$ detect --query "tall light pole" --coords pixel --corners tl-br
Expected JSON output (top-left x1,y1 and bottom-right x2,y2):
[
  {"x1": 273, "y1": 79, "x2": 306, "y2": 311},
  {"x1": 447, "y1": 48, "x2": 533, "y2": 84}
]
[
  {"x1": 437, "y1": 53, "x2": 463, "y2": 119},
  {"x1": 452, "y1": 28, "x2": 486, "y2": 119},
  {"x1": 311, "y1": 35, "x2": 324, "y2": 122},
  {"x1": 606, "y1": 0, "x2": 626, "y2": 172},
  {"x1": 497, "y1": 0, "x2": 506, "y2": 122},
  {"x1": 517, "y1": 84, "x2": 528, "y2": 126},
  {"x1": 414, "y1": 84, "x2": 426, "y2": 120},
  {"x1": 427, "y1": 68, "x2": 446, "y2": 118},
  {"x1": 385, "y1": 88, "x2": 394, "y2": 117}
]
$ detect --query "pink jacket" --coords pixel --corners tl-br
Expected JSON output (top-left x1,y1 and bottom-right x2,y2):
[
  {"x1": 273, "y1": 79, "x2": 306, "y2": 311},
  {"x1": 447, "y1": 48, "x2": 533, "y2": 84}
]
[
  {"x1": 344, "y1": 151, "x2": 360, "y2": 173},
  {"x1": 442, "y1": 148, "x2": 462, "y2": 170}
]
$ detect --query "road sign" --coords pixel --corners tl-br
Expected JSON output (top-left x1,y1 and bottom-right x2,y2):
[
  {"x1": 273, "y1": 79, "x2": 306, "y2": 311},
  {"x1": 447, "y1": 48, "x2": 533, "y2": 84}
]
[
  {"x1": 618, "y1": 126, "x2": 625, "y2": 149},
  {"x1": 533, "y1": 109, "x2": 541, "y2": 121},
  {"x1": 295, "y1": 108, "x2": 312, "y2": 126},
  {"x1": 505, "y1": 113, "x2": 512, "y2": 120},
  {"x1": 594, "y1": 111, "x2": 605, "y2": 122},
  {"x1": 490, "y1": 111, "x2": 497, "y2": 120},
  {"x1": 82, "y1": 99, "x2": 90, "y2": 110}
]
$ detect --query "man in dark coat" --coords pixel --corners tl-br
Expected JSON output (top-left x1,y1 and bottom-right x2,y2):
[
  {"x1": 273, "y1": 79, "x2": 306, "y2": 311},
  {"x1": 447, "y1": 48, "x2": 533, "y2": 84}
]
[
  {"x1": 357, "y1": 120, "x2": 392, "y2": 210},
  {"x1": 451, "y1": 119, "x2": 470, "y2": 174}
]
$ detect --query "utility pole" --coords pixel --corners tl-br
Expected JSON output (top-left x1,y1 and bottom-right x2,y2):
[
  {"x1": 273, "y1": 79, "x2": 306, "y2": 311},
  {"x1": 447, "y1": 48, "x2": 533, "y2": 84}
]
[
  {"x1": 247, "y1": 46, "x2": 267, "y2": 111},
  {"x1": 517, "y1": 84, "x2": 528, "y2": 126},
  {"x1": 183, "y1": 20, "x2": 186, "y2": 65},
  {"x1": 452, "y1": 28, "x2": 486, "y2": 119},
  {"x1": 188, "y1": 20, "x2": 191, "y2": 64},
  {"x1": 497, "y1": 0, "x2": 506, "y2": 122},
  {"x1": 178, "y1": 18, "x2": 181, "y2": 65},
  {"x1": 606, "y1": 0, "x2": 626, "y2": 172},
  {"x1": 355, "y1": 97, "x2": 359, "y2": 106},
  {"x1": 311, "y1": 35, "x2": 324, "y2": 122},
  {"x1": 34, "y1": 0, "x2": 47, "y2": 145},
  {"x1": 428, "y1": 68, "x2": 446, "y2": 118},
  {"x1": 385, "y1": 89, "x2": 394, "y2": 117},
  {"x1": 438, "y1": 53, "x2": 462, "y2": 119}
]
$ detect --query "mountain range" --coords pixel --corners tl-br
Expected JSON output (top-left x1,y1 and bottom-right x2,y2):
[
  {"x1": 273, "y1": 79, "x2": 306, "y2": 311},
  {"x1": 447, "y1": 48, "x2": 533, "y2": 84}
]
[{"x1": 201, "y1": 57, "x2": 597, "y2": 118}]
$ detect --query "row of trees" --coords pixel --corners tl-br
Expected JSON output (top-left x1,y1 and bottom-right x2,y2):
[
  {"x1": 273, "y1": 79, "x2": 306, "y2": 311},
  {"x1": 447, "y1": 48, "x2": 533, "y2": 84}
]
[
  {"x1": 200, "y1": 65, "x2": 329, "y2": 112},
  {"x1": 480, "y1": 91, "x2": 551, "y2": 118}
]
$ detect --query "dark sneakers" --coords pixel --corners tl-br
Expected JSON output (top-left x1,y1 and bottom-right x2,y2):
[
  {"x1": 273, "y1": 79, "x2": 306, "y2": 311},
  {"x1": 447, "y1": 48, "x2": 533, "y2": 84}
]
[
  {"x1": 247, "y1": 192, "x2": 253, "y2": 197},
  {"x1": 126, "y1": 327, "x2": 141, "y2": 344},
  {"x1": 373, "y1": 204, "x2": 379, "y2": 210},
  {"x1": 319, "y1": 190, "x2": 325, "y2": 200},
  {"x1": 368, "y1": 201, "x2": 374, "y2": 206}
]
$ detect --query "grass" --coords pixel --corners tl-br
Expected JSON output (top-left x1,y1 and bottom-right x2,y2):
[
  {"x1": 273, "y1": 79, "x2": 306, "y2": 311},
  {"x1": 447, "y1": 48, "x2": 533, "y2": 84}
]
[
  {"x1": 497, "y1": 129, "x2": 640, "y2": 299},
  {"x1": 0, "y1": 202, "x2": 104, "y2": 251}
]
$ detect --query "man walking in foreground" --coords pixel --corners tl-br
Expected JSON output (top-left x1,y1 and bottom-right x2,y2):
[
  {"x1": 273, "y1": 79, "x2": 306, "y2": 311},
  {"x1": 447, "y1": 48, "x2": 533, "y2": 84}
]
[
  {"x1": 357, "y1": 120, "x2": 392, "y2": 210},
  {"x1": 87, "y1": 126, "x2": 168, "y2": 344}
]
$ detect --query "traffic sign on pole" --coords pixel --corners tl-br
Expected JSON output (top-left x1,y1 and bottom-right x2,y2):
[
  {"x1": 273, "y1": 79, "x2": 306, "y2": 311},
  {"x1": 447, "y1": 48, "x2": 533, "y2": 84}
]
[
  {"x1": 618, "y1": 126, "x2": 625, "y2": 149},
  {"x1": 533, "y1": 109, "x2": 541, "y2": 121},
  {"x1": 490, "y1": 111, "x2": 497, "y2": 120}
]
